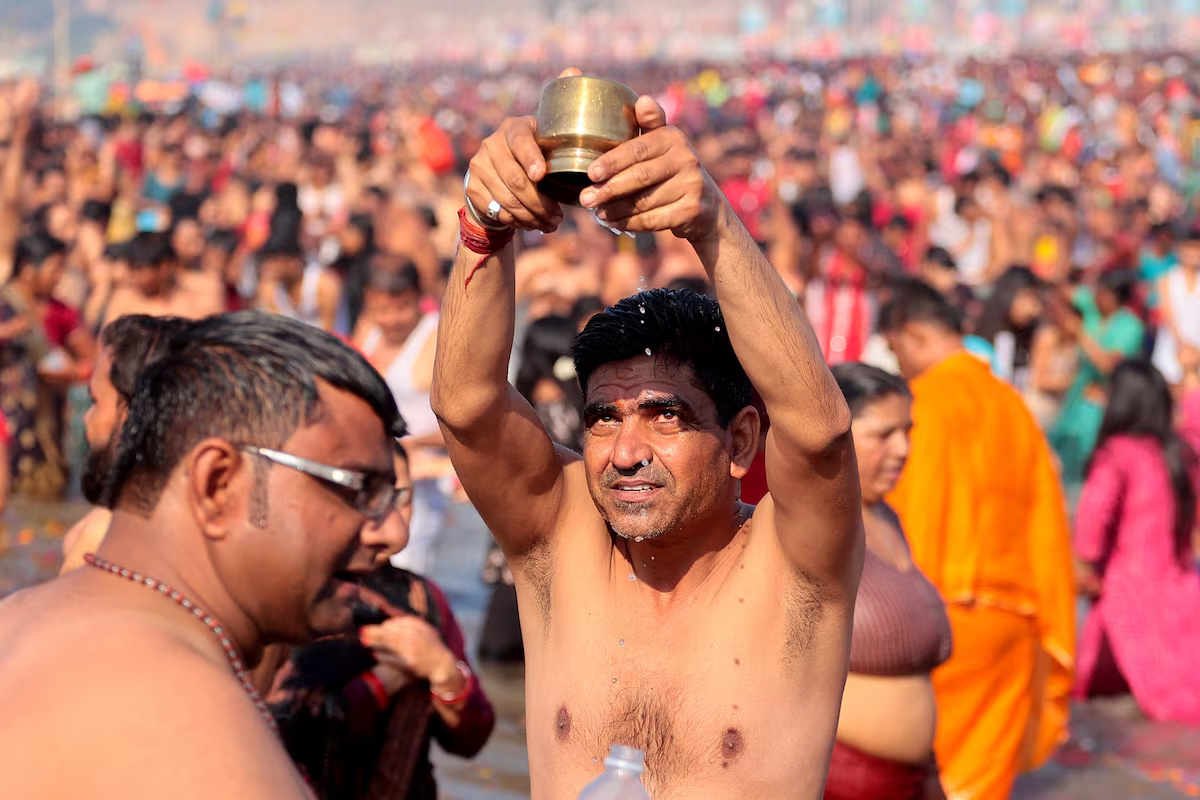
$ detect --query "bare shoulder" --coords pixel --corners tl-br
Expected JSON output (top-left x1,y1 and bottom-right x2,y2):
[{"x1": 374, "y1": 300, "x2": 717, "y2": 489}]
[
  {"x1": 60, "y1": 508, "x2": 112, "y2": 574},
  {"x1": 0, "y1": 609, "x2": 308, "y2": 798}
]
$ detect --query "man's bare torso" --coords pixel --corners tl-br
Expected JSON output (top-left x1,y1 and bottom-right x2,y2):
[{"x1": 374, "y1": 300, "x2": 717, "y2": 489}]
[{"x1": 515, "y1": 462, "x2": 850, "y2": 800}]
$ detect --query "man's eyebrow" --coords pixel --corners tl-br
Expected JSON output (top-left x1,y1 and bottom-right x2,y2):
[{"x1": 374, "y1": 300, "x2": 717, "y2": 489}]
[
  {"x1": 584, "y1": 395, "x2": 698, "y2": 418},
  {"x1": 637, "y1": 394, "x2": 694, "y2": 413},
  {"x1": 584, "y1": 401, "x2": 620, "y2": 417}
]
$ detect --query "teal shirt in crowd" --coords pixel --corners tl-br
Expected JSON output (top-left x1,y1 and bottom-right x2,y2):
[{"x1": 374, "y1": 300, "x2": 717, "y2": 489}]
[{"x1": 1049, "y1": 287, "x2": 1145, "y2": 488}]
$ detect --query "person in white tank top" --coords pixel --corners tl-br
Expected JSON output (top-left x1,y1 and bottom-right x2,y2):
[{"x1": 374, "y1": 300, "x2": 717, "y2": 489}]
[
  {"x1": 1152, "y1": 233, "x2": 1200, "y2": 385},
  {"x1": 356, "y1": 261, "x2": 449, "y2": 574},
  {"x1": 256, "y1": 238, "x2": 349, "y2": 336}
]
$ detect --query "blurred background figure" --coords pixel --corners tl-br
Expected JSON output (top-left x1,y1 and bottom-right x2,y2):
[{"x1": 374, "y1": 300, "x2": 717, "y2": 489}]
[
  {"x1": 828, "y1": 363, "x2": 951, "y2": 800},
  {"x1": 1073, "y1": 360, "x2": 1200, "y2": 723}
]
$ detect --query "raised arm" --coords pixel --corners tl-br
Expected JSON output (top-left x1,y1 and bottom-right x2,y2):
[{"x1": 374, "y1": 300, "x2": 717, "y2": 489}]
[
  {"x1": 430, "y1": 99, "x2": 575, "y2": 558},
  {"x1": 577, "y1": 97, "x2": 862, "y2": 596}
]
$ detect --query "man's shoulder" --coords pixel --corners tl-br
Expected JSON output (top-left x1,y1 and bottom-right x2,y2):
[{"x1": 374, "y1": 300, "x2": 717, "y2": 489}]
[{"x1": 0, "y1": 607, "x2": 301, "y2": 795}]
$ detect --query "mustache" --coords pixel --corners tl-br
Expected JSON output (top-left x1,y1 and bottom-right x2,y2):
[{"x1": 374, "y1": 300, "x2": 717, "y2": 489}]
[{"x1": 601, "y1": 466, "x2": 671, "y2": 489}]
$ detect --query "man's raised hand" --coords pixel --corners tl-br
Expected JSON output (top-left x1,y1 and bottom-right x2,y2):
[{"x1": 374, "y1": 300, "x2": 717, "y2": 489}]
[{"x1": 578, "y1": 95, "x2": 722, "y2": 243}]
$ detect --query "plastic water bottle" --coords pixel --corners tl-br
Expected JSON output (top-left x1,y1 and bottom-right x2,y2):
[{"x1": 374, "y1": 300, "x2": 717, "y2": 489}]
[{"x1": 577, "y1": 745, "x2": 652, "y2": 799}]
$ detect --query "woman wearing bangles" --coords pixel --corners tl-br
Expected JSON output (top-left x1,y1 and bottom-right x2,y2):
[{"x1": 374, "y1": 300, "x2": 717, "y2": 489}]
[
  {"x1": 265, "y1": 440, "x2": 495, "y2": 799},
  {"x1": 825, "y1": 363, "x2": 952, "y2": 800}
]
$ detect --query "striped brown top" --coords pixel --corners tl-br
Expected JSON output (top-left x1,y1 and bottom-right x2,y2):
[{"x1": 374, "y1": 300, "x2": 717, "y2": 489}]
[{"x1": 849, "y1": 507, "x2": 953, "y2": 676}]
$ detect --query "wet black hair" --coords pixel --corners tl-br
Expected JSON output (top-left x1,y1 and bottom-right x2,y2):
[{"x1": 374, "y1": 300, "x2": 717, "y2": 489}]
[
  {"x1": 572, "y1": 288, "x2": 751, "y2": 428},
  {"x1": 830, "y1": 362, "x2": 911, "y2": 418},
  {"x1": 876, "y1": 278, "x2": 964, "y2": 335},
  {"x1": 84, "y1": 315, "x2": 195, "y2": 507},
  {"x1": 1091, "y1": 360, "x2": 1196, "y2": 569},
  {"x1": 107, "y1": 311, "x2": 405, "y2": 512},
  {"x1": 101, "y1": 315, "x2": 195, "y2": 405}
]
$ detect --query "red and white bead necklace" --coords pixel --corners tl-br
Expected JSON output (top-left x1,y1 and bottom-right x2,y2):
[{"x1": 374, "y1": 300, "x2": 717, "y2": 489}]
[{"x1": 83, "y1": 553, "x2": 279, "y2": 734}]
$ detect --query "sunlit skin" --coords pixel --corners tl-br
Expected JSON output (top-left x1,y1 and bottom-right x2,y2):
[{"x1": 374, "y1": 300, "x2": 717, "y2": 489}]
[{"x1": 582, "y1": 356, "x2": 753, "y2": 543}]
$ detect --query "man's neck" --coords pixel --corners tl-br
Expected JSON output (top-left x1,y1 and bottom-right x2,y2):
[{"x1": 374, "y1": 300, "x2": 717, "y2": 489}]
[
  {"x1": 618, "y1": 499, "x2": 749, "y2": 602},
  {"x1": 921, "y1": 335, "x2": 966, "y2": 375},
  {"x1": 97, "y1": 512, "x2": 264, "y2": 668}
]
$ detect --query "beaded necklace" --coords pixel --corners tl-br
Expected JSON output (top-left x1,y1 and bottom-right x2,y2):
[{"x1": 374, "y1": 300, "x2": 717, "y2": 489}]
[{"x1": 83, "y1": 553, "x2": 278, "y2": 733}]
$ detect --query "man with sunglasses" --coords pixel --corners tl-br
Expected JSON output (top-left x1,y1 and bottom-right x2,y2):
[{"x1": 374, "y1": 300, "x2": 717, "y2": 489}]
[{"x1": 0, "y1": 311, "x2": 405, "y2": 798}]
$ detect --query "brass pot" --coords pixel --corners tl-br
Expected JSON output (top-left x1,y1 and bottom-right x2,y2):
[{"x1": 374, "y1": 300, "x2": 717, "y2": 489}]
[{"x1": 535, "y1": 76, "x2": 640, "y2": 206}]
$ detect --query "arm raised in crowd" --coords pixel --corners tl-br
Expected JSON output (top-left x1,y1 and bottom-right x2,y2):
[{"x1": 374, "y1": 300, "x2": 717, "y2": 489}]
[
  {"x1": 430, "y1": 74, "x2": 578, "y2": 558},
  {"x1": 578, "y1": 96, "x2": 862, "y2": 598}
]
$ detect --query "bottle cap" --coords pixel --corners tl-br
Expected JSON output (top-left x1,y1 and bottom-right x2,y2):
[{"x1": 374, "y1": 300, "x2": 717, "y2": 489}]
[{"x1": 605, "y1": 744, "x2": 646, "y2": 774}]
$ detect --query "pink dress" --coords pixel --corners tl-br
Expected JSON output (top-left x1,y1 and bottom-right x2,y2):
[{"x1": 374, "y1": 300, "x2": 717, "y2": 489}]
[{"x1": 1073, "y1": 433, "x2": 1200, "y2": 722}]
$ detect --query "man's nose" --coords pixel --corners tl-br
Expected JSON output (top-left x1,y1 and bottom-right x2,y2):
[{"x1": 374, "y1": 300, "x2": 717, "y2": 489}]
[{"x1": 610, "y1": 421, "x2": 653, "y2": 472}]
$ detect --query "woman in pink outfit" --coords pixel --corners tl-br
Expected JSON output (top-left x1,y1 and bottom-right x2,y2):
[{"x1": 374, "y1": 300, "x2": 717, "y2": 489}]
[{"x1": 1074, "y1": 360, "x2": 1200, "y2": 722}]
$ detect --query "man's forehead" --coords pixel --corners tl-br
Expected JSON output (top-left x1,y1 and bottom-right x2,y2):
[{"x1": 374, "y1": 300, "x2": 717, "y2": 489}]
[
  {"x1": 300, "y1": 382, "x2": 393, "y2": 472},
  {"x1": 585, "y1": 357, "x2": 702, "y2": 404}
]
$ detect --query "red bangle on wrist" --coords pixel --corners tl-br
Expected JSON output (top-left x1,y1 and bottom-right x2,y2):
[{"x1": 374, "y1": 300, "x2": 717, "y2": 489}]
[
  {"x1": 360, "y1": 671, "x2": 390, "y2": 710},
  {"x1": 430, "y1": 660, "x2": 474, "y2": 706},
  {"x1": 458, "y1": 206, "x2": 516, "y2": 291}
]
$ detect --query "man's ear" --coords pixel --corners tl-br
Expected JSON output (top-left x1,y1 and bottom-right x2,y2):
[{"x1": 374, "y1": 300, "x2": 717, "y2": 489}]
[
  {"x1": 186, "y1": 439, "x2": 250, "y2": 541},
  {"x1": 728, "y1": 405, "x2": 761, "y2": 481}
]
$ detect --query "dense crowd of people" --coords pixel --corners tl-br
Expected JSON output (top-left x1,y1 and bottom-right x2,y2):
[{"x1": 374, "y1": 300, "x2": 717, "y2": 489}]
[{"x1": 0, "y1": 51, "x2": 1194, "y2": 798}]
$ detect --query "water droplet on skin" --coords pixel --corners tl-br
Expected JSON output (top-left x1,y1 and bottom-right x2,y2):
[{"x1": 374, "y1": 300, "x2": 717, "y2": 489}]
[
  {"x1": 629, "y1": 573, "x2": 636, "y2": 580},
  {"x1": 644, "y1": 347, "x2": 652, "y2": 356},
  {"x1": 593, "y1": 756, "x2": 600, "y2": 762},
  {"x1": 611, "y1": 679, "x2": 617, "y2": 684},
  {"x1": 635, "y1": 536, "x2": 644, "y2": 542},
  {"x1": 640, "y1": 459, "x2": 649, "y2": 467},
  {"x1": 619, "y1": 639, "x2": 625, "y2": 646}
]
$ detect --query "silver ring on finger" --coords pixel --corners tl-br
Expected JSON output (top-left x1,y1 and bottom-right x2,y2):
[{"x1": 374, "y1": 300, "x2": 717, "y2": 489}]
[{"x1": 486, "y1": 200, "x2": 503, "y2": 221}]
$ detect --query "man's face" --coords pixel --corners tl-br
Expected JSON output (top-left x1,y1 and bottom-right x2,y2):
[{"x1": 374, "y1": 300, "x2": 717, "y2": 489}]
[
  {"x1": 359, "y1": 451, "x2": 415, "y2": 569},
  {"x1": 884, "y1": 325, "x2": 927, "y2": 380},
  {"x1": 368, "y1": 288, "x2": 421, "y2": 343},
  {"x1": 582, "y1": 356, "x2": 735, "y2": 541},
  {"x1": 81, "y1": 349, "x2": 123, "y2": 505},
  {"x1": 1179, "y1": 240, "x2": 1200, "y2": 270},
  {"x1": 33, "y1": 254, "x2": 66, "y2": 298},
  {"x1": 241, "y1": 384, "x2": 395, "y2": 641},
  {"x1": 128, "y1": 262, "x2": 174, "y2": 298},
  {"x1": 172, "y1": 220, "x2": 205, "y2": 265}
]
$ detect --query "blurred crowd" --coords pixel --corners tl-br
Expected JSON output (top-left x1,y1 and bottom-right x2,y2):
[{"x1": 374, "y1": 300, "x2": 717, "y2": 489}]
[{"x1": 0, "y1": 51, "x2": 1199, "y2": 726}]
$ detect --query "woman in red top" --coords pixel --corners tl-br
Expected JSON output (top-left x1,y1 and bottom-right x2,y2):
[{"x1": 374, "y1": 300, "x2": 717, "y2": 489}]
[{"x1": 0, "y1": 232, "x2": 94, "y2": 498}]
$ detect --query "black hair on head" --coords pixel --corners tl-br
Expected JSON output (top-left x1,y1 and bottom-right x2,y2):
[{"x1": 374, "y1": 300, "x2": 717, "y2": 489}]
[
  {"x1": 572, "y1": 288, "x2": 750, "y2": 428},
  {"x1": 107, "y1": 311, "x2": 405, "y2": 512}
]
